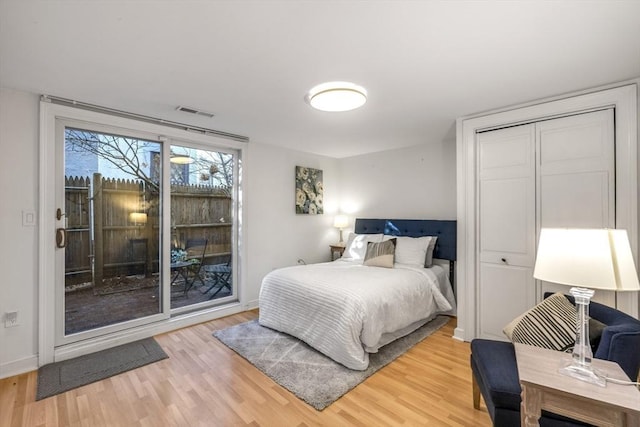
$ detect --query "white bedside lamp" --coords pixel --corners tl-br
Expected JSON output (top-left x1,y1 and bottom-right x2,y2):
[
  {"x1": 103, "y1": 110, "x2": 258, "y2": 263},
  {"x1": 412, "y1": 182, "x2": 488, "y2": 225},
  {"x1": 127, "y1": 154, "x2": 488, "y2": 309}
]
[
  {"x1": 533, "y1": 228, "x2": 640, "y2": 386},
  {"x1": 333, "y1": 215, "x2": 349, "y2": 243}
]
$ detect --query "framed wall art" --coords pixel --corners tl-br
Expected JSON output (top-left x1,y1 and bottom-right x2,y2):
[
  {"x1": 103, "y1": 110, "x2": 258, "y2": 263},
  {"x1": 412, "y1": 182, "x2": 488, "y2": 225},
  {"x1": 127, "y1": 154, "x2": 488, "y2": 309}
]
[{"x1": 295, "y1": 166, "x2": 323, "y2": 214}]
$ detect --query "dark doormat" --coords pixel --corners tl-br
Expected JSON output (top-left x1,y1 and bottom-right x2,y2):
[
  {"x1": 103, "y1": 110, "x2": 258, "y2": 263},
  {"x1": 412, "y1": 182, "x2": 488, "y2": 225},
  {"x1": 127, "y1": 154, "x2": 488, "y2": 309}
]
[{"x1": 36, "y1": 337, "x2": 168, "y2": 400}]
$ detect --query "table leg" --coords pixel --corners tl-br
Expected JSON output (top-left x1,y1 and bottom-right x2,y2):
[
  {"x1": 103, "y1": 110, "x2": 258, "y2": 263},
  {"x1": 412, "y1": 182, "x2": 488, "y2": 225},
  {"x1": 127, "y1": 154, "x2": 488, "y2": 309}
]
[
  {"x1": 181, "y1": 267, "x2": 193, "y2": 295},
  {"x1": 521, "y1": 384, "x2": 542, "y2": 427},
  {"x1": 170, "y1": 269, "x2": 180, "y2": 285},
  {"x1": 628, "y1": 412, "x2": 640, "y2": 427},
  {"x1": 171, "y1": 267, "x2": 191, "y2": 295}
]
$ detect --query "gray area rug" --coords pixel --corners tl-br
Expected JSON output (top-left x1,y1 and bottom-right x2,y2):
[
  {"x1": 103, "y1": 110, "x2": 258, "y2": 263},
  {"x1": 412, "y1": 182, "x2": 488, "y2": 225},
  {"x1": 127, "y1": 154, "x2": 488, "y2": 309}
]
[
  {"x1": 213, "y1": 315, "x2": 449, "y2": 410},
  {"x1": 36, "y1": 337, "x2": 168, "y2": 400}
]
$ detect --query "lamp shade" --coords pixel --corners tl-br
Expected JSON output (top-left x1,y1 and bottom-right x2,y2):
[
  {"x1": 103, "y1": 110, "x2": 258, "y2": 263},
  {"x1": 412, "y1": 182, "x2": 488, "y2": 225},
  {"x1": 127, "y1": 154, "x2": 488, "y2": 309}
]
[
  {"x1": 333, "y1": 215, "x2": 348, "y2": 229},
  {"x1": 533, "y1": 228, "x2": 640, "y2": 291}
]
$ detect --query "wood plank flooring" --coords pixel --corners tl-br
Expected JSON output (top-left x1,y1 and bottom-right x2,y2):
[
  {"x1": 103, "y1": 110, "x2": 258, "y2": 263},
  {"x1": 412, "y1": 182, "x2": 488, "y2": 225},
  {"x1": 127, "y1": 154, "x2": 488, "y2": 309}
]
[{"x1": 0, "y1": 311, "x2": 492, "y2": 426}]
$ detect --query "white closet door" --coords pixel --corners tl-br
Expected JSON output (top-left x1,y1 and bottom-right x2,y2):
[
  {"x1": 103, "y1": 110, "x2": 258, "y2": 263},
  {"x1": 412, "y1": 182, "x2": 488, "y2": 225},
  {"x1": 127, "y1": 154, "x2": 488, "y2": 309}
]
[
  {"x1": 476, "y1": 110, "x2": 616, "y2": 340},
  {"x1": 537, "y1": 109, "x2": 615, "y2": 305},
  {"x1": 477, "y1": 124, "x2": 536, "y2": 340}
]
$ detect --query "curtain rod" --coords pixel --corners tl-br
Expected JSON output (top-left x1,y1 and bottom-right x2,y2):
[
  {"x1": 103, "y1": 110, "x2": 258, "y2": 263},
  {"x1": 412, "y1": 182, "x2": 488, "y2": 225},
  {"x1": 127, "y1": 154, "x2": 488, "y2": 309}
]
[{"x1": 41, "y1": 95, "x2": 250, "y2": 143}]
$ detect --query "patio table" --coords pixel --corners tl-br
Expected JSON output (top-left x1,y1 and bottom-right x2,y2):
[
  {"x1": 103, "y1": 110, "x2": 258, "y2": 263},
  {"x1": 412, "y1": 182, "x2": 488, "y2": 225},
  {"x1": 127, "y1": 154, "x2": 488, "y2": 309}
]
[{"x1": 170, "y1": 260, "x2": 194, "y2": 296}]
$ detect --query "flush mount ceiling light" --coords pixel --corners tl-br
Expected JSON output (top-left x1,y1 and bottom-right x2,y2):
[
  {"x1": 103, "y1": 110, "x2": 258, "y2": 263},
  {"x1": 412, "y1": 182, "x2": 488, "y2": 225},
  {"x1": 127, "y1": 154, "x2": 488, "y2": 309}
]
[{"x1": 306, "y1": 81, "x2": 367, "y2": 112}]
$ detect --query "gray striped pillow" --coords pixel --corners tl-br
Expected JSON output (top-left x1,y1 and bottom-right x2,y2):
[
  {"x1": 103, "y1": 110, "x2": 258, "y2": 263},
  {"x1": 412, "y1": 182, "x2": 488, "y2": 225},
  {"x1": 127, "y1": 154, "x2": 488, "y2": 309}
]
[
  {"x1": 363, "y1": 238, "x2": 397, "y2": 268},
  {"x1": 503, "y1": 292, "x2": 577, "y2": 351}
]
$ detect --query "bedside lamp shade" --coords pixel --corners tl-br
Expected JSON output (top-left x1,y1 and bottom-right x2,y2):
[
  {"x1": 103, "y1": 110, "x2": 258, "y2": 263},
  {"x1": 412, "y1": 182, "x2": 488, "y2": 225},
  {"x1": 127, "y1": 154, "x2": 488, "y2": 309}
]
[
  {"x1": 533, "y1": 228, "x2": 640, "y2": 387},
  {"x1": 534, "y1": 228, "x2": 640, "y2": 292},
  {"x1": 333, "y1": 215, "x2": 348, "y2": 230}
]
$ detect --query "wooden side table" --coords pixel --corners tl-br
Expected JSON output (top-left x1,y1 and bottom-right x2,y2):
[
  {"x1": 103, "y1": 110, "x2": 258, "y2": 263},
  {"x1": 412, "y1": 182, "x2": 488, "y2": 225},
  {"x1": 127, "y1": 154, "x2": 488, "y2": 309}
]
[
  {"x1": 515, "y1": 343, "x2": 640, "y2": 427},
  {"x1": 329, "y1": 244, "x2": 345, "y2": 261}
]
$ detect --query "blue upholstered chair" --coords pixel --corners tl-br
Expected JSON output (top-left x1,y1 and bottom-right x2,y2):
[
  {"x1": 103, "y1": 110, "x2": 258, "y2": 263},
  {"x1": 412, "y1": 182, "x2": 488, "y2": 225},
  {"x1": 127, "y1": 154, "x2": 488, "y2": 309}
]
[{"x1": 470, "y1": 295, "x2": 640, "y2": 427}]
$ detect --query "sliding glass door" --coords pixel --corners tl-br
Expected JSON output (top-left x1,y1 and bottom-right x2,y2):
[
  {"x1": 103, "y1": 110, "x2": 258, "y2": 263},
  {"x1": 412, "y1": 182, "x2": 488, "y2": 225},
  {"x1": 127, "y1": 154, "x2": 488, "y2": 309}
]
[
  {"x1": 55, "y1": 118, "x2": 238, "y2": 346},
  {"x1": 57, "y1": 123, "x2": 165, "y2": 342},
  {"x1": 168, "y1": 143, "x2": 236, "y2": 312}
]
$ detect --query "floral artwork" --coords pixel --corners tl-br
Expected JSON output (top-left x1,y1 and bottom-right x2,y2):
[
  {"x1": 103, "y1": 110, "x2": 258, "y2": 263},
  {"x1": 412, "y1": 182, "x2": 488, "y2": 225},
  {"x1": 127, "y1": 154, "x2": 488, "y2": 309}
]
[{"x1": 295, "y1": 166, "x2": 323, "y2": 214}]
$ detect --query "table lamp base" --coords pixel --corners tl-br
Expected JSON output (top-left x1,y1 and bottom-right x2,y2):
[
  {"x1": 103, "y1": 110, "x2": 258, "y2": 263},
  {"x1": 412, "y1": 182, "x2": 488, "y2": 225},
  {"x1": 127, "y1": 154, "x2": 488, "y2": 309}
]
[{"x1": 559, "y1": 359, "x2": 606, "y2": 387}]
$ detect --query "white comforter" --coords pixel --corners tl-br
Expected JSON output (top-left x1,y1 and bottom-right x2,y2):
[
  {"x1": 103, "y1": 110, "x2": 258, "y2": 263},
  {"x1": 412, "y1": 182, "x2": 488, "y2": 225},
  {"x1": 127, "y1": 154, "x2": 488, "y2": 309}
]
[{"x1": 258, "y1": 260, "x2": 456, "y2": 370}]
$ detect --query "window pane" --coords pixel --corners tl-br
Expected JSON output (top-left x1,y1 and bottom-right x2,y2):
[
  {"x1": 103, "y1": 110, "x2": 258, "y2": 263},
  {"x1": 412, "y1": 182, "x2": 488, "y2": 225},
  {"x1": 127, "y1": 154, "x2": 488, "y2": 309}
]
[
  {"x1": 64, "y1": 127, "x2": 162, "y2": 334},
  {"x1": 169, "y1": 145, "x2": 234, "y2": 310}
]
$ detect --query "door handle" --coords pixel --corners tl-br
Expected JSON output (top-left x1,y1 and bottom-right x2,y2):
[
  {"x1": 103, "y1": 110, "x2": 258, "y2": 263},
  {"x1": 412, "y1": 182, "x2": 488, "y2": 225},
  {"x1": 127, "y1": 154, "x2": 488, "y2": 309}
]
[{"x1": 56, "y1": 228, "x2": 67, "y2": 248}]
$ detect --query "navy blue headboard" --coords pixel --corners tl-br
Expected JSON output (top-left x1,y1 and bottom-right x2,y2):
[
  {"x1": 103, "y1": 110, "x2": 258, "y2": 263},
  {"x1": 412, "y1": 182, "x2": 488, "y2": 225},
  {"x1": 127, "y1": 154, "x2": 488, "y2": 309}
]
[
  {"x1": 354, "y1": 218, "x2": 457, "y2": 285},
  {"x1": 354, "y1": 219, "x2": 457, "y2": 261}
]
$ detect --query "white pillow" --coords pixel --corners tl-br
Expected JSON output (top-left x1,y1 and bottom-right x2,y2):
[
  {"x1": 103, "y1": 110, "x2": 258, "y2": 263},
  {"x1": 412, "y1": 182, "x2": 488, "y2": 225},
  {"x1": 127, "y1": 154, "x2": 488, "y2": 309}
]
[
  {"x1": 343, "y1": 233, "x2": 383, "y2": 261},
  {"x1": 389, "y1": 235, "x2": 434, "y2": 267}
]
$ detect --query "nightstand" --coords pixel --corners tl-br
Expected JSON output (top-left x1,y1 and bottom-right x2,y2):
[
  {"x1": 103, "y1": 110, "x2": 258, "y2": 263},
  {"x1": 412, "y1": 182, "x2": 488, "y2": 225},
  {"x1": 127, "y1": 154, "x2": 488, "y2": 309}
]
[{"x1": 329, "y1": 244, "x2": 345, "y2": 261}]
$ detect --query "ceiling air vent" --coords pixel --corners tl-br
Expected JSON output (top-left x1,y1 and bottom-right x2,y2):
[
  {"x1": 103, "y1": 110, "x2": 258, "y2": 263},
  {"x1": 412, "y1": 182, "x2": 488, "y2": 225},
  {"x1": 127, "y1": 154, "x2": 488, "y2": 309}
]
[{"x1": 175, "y1": 106, "x2": 215, "y2": 118}]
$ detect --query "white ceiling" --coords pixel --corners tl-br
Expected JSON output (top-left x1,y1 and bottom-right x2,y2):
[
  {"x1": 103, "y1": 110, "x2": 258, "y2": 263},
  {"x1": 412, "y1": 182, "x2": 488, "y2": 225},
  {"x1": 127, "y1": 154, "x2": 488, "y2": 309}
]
[{"x1": 1, "y1": 1, "x2": 639, "y2": 158}]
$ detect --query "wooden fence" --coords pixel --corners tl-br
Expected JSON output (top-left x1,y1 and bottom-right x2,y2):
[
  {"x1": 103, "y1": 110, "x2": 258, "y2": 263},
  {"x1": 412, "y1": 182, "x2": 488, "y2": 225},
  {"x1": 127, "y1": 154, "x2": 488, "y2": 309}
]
[{"x1": 65, "y1": 174, "x2": 232, "y2": 287}]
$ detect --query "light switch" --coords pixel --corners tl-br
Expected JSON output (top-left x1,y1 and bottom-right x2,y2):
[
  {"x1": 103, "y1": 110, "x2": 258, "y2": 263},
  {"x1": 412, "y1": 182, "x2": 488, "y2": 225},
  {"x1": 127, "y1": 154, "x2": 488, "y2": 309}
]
[
  {"x1": 22, "y1": 210, "x2": 36, "y2": 226},
  {"x1": 4, "y1": 311, "x2": 18, "y2": 328}
]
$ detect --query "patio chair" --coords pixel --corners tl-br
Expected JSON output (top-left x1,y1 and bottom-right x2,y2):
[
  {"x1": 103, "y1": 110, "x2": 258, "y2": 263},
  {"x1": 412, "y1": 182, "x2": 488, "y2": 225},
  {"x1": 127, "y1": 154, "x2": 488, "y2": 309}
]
[
  {"x1": 184, "y1": 238, "x2": 208, "y2": 288},
  {"x1": 203, "y1": 255, "x2": 232, "y2": 299}
]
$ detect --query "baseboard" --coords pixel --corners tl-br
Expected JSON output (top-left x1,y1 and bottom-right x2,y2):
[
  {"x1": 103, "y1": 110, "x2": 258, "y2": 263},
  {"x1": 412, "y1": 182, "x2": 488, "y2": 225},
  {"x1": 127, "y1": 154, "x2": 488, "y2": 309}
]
[
  {"x1": 0, "y1": 354, "x2": 38, "y2": 379},
  {"x1": 243, "y1": 298, "x2": 259, "y2": 311},
  {"x1": 453, "y1": 327, "x2": 466, "y2": 342}
]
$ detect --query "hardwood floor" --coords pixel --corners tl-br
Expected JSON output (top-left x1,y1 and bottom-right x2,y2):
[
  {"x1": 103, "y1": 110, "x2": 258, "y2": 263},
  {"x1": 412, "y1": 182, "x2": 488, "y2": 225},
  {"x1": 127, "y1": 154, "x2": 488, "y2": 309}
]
[{"x1": 0, "y1": 312, "x2": 492, "y2": 426}]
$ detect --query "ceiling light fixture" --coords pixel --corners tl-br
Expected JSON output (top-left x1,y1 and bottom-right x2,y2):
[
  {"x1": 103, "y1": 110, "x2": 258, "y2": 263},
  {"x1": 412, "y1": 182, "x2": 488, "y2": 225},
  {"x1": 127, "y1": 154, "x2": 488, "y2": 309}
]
[
  {"x1": 170, "y1": 152, "x2": 194, "y2": 164},
  {"x1": 306, "y1": 81, "x2": 367, "y2": 112}
]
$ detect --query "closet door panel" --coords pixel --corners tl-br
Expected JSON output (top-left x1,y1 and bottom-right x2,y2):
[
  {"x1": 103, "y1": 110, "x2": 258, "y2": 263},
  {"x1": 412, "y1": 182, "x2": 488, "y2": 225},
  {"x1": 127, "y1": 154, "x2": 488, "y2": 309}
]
[
  {"x1": 478, "y1": 125, "x2": 536, "y2": 267},
  {"x1": 477, "y1": 124, "x2": 535, "y2": 339},
  {"x1": 478, "y1": 263, "x2": 535, "y2": 341},
  {"x1": 479, "y1": 178, "x2": 532, "y2": 265},
  {"x1": 539, "y1": 119, "x2": 612, "y2": 173},
  {"x1": 537, "y1": 109, "x2": 615, "y2": 306},
  {"x1": 540, "y1": 171, "x2": 610, "y2": 228},
  {"x1": 480, "y1": 133, "x2": 531, "y2": 178}
]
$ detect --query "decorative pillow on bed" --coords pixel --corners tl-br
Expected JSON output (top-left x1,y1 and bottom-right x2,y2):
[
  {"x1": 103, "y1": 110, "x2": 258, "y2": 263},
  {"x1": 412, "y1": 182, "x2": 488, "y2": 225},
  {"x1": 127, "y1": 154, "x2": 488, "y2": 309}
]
[
  {"x1": 363, "y1": 238, "x2": 397, "y2": 268},
  {"x1": 424, "y1": 236, "x2": 438, "y2": 267},
  {"x1": 503, "y1": 292, "x2": 577, "y2": 351},
  {"x1": 389, "y1": 236, "x2": 434, "y2": 267},
  {"x1": 343, "y1": 233, "x2": 384, "y2": 261}
]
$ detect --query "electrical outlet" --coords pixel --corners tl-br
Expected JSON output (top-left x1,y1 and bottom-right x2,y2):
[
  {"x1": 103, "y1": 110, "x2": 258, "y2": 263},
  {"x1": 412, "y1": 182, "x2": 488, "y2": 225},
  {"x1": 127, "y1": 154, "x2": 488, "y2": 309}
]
[{"x1": 4, "y1": 311, "x2": 18, "y2": 328}]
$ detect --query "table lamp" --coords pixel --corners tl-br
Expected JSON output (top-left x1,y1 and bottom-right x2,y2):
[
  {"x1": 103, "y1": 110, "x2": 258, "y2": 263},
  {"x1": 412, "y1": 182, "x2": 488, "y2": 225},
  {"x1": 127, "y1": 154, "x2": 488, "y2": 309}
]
[
  {"x1": 333, "y1": 215, "x2": 349, "y2": 243},
  {"x1": 533, "y1": 228, "x2": 640, "y2": 386}
]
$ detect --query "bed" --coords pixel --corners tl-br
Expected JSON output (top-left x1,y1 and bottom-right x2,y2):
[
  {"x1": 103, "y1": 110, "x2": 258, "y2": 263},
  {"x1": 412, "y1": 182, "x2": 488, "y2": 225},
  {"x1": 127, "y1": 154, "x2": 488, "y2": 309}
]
[{"x1": 258, "y1": 219, "x2": 457, "y2": 370}]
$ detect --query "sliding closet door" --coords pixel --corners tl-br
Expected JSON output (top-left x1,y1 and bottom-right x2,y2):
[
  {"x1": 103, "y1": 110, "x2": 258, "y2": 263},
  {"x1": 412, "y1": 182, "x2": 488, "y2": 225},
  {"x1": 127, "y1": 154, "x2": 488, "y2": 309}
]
[
  {"x1": 476, "y1": 109, "x2": 616, "y2": 340},
  {"x1": 477, "y1": 124, "x2": 536, "y2": 340},
  {"x1": 537, "y1": 109, "x2": 615, "y2": 305}
]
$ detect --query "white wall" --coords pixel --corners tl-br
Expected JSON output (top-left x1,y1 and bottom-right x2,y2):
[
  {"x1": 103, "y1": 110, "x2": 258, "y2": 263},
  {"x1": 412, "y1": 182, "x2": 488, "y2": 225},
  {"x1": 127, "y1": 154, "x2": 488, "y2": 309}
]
[
  {"x1": 0, "y1": 88, "x2": 40, "y2": 377},
  {"x1": 338, "y1": 140, "x2": 457, "y2": 228},
  {"x1": 243, "y1": 142, "x2": 340, "y2": 307},
  {"x1": 0, "y1": 87, "x2": 457, "y2": 378}
]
